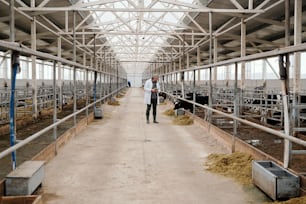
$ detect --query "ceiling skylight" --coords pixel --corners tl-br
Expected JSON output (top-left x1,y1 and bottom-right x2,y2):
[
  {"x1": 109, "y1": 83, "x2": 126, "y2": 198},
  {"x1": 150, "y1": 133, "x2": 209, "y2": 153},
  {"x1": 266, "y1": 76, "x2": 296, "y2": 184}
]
[{"x1": 82, "y1": 0, "x2": 197, "y2": 71}]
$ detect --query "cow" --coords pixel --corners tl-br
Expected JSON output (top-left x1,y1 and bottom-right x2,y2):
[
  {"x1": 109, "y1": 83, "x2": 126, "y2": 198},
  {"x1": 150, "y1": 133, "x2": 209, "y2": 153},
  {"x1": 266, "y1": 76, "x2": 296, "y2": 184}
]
[
  {"x1": 174, "y1": 94, "x2": 209, "y2": 112},
  {"x1": 158, "y1": 92, "x2": 167, "y2": 100}
]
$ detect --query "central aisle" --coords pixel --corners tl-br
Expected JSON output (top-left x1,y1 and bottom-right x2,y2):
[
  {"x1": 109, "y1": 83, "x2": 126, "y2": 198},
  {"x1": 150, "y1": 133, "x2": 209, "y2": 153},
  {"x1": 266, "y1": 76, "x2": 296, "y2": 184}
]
[{"x1": 42, "y1": 88, "x2": 259, "y2": 204}]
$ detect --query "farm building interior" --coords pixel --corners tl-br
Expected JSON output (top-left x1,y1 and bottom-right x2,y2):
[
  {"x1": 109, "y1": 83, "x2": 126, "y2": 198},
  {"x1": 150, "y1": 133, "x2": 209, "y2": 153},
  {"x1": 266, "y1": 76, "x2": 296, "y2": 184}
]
[{"x1": 0, "y1": 0, "x2": 306, "y2": 203}]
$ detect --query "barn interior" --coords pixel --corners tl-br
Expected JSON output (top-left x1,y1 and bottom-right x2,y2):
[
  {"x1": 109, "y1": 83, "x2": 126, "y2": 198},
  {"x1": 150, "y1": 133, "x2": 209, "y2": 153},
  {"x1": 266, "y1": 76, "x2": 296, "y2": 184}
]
[{"x1": 0, "y1": 0, "x2": 306, "y2": 203}]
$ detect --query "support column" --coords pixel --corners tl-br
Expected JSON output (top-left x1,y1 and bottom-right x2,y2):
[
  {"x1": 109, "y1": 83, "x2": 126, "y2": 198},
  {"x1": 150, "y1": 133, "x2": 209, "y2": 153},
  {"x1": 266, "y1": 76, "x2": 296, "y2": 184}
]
[
  {"x1": 31, "y1": 14, "x2": 38, "y2": 119},
  {"x1": 10, "y1": 0, "x2": 15, "y2": 42},
  {"x1": 57, "y1": 37, "x2": 62, "y2": 110},
  {"x1": 83, "y1": 52, "x2": 87, "y2": 102},
  {"x1": 240, "y1": 18, "x2": 246, "y2": 117},
  {"x1": 73, "y1": 11, "x2": 77, "y2": 126},
  {"x1": 233, "y1": 62, "x2": 239, "y2": 152},
  {"x1": 292, "y1": 0, "x2": 302, "y2": 129},
  {"x1": 116, "y1": 62, "x2": 119, "y2": 91},
  {"x1": 226, "y1": 65, "x2": 230, "y2": 87},
  {"x1": 197, "y1": 47, "x2": 201, "y2": 81},
  {"x1": 193, "y1": 70, "x2": 196, "y2": 115},
  {"x1": 262, "y1": 60, "x2": 267, "y2": 124},
  {"x1": 283, "y1": 0, "x2": 291, "y2": 169},
  {"x1": 53, "y1": 61, "x2": 57, "y2": 142},
  {"x1": 240, "y1": 18, "x2": 246, "y2": 90},
  {"x1": 9, "y1": 0, "x2": 17, "y2": 170},
  {"x1": 208, "y1": 12, "x2": 213, "y2": 122},
  {"x1": 213, "y1": 37, "x2": 218, "y2": 86},
  {"x1": 186, "y1": 53, "x2": 190, "y2": 80},
  {"x1": 109, "y1": 55, "x2": 112, "y2": 93}
]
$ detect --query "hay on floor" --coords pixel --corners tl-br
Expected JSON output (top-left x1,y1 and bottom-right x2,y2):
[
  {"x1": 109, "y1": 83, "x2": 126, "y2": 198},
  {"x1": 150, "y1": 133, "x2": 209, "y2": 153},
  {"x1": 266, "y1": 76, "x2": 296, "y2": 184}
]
[
  {"x1": 268, "y1": 196, "x2": 306, "y2": 204},
  {"x1": 163, "y1": 108, "x2": 175, "y2": 116},
  {"x1": 107, "y1": 100, "x2": 120, "y2": 106},
  {"x1": 205, "y1": 152, "x2": 253, "y2": 185},
  {"x1": 116, "y1": 93, "x2": 125, "y2": 98},
  {"x1": 172, "y1": 115, "x2": 193, "y2": 125}
]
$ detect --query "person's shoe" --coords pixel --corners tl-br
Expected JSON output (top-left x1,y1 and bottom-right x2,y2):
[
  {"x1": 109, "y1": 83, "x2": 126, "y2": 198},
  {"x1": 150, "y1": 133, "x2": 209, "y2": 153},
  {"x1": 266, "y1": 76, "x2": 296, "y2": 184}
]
[
  {"x1": 147, "y1": 120, "x2": 150, "y2": 124},
  {"x1": 153, "y1": 120, "x2": 159, "y2": 124}
]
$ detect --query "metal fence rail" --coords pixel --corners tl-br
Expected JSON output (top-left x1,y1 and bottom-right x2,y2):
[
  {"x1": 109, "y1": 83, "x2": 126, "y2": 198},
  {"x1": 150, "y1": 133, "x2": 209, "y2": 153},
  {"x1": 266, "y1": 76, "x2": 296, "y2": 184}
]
[{"x1": 0, "y1": 86, "x2": 125, "y2": 160}]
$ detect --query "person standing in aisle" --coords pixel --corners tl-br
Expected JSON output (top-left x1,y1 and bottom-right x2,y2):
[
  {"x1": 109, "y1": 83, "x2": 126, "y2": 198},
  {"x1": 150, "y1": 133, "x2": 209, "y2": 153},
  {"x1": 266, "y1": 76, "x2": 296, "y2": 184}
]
[{"x1": 144, "y1": 75, "x2": 160, "y2": 124}]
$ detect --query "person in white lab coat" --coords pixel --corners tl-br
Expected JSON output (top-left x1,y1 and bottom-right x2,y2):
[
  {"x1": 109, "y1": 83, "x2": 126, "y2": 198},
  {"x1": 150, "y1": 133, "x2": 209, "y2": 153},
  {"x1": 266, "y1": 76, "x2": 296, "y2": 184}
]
[{"x1": 144, "y1": 75, "x2": 160, "y2": 124}]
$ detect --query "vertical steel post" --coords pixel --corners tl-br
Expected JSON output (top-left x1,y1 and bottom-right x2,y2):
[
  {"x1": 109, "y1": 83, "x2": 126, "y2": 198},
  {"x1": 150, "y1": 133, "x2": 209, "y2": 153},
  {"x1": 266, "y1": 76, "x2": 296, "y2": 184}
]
[
  {"x1": 292, "y1": 0, "x2": 302, "y2": 130},
  {"x1": 73, "y1": 11, "x2": 77, "y2": 126},
  {"x1": 197, "y1": 47, "x2": 201, "y2": 81},
  {"x1": 57, "y1": 37, "x2": 62, "y2": 110},
  {"x1": 233, "y1": 62, "x2": 238, "y2": 152},
  {"x1": 10, "y1": 0, "x2": 15, "y2": 43},
  {"x1": 208, "y1": 12, "x2": 213, "y2": 122},
  {"x1": 9, "y1": 0, "x2": 16, "y2": 170},
  {"x1": 193, "y1": 70, "x2": 196, "y2": 115},
  {"x1": 30, "y1": 1, "x2": 38, "y2": 118},
  {"x1": 283, "y1": 0, "x2": 291, "y2": 168},
  {"x1": 53, "y1": 61, "x2": 57, "y2": 141}
]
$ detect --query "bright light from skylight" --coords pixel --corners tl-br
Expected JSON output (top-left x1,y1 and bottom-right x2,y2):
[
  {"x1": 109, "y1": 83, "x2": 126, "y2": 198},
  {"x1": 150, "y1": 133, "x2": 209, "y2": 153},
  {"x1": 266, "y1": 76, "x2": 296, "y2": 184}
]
[{"x1": 83, "y1": 0, "x2": 196, "y2": 71}]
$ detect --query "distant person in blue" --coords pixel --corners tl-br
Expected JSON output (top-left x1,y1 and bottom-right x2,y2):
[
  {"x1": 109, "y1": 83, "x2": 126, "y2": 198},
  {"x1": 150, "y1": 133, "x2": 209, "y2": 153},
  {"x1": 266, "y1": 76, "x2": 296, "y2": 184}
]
[
  {"x1": 144, "y1": 75, "x2": 160, "y2": 124},
  {"x1": 127, "y1": 81, "x2": 131, "y2": 87}
]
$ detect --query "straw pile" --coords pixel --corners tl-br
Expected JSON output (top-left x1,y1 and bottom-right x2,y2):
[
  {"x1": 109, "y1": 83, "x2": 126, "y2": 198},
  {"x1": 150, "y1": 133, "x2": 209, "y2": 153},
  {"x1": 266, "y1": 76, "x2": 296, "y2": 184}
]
[
  {"x1": 116, "y1": 93, "x2": 125, "y2": 98},
  {"x1": 205, "y1": 152, "x2": 253, "y2": 184},
  {"x1": 269, "y1": 196, "x2": 306, "y2": 204},
  {"x1": 163, "y1": 108, "x2": 175, "y2": 116},
  {"x1": 107, "y1": 99, "x2": 120, "y2": 106},
  {"x1": 173, "y1": 115, "x2": 193, "y2": 126}
]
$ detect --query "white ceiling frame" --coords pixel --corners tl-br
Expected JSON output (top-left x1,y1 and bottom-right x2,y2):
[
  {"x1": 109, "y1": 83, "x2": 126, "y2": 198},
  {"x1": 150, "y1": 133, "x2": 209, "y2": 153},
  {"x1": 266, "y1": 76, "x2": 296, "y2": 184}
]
[
  {"x1": 104, "y1": 5, "x2": 136, "y2": 33},
  {"x1": 60, "y1": 31, "x2": 208, "y2": 36},
  {"x1": 18, "y1": 7, "x2": 264, "y2": 14},
  {"x1": 143, "y1": 18, "x2": 190, "y2": 30},
  {"x1": 73, "y1": 0, "x2": 122, "y2": 8},
  {"x1": 75, "y1": 12, "x2": 92, "y2": 31},
  {"x1": 40, "y1": 15, "x2": 94, "y2": 55},
  {"x1": 216, "y1": 0, "x2": 284, "y2": 37},
  {"x1": 139, "y1": 35, "x2": 162, "y2": 56},
  {"x1": 115, "y1": 35, "x2": 137, "y2": 53},
  {"x1": 84, "y1": 14, "x2": 134, "y2": 30},
  {"x1": 185, "y1": 13, "x2": 207, "y2": 34},
  {"x1": 15, "y1": 0, "x2": 29, "y2": 8},
  {"x1": 143, "y1": 11, "x2": 169, "y2": 33},
  {"x1": 255, "y1": 0, "x2": 271, "y2": 10},
  {"x1": 253, "y1": 17, "x2": 284, "y2": 27},
  {"x1": 213, "y1": 17, "x2": 238, "y2": 35},
  {"x1": 125, "y1": 0, "x2": 137, "y2": 8},
  {"x1": 158, "y1": 0, "x2": 203, "y2": 9},
  {"x1": 38, "y1": 0, "x2": 52, "y2": 7},
  {"x1": 229, "y1": 0, "x2": 244, "y2": 10},
  {"x1": 142, "y1": 18, "x2": 185, "y2": 43},
  {"x1": 147, "y1": 0, "x2": 159, "y2": 8}
]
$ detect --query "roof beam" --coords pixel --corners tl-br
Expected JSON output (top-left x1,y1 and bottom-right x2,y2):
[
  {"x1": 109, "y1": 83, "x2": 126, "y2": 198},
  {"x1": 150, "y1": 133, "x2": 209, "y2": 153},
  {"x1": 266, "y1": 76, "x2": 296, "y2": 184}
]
[
  {"x1": 73, "y1": 0, "x2": 122, "y2": 8},
  {"x1": 18, "y1": 7, "x2": 264, "y2": 14},
  {"x1": 185, "y1": 13, "x2": 207, "y2": 34},
  {"x1": 230, "y1": 0, "x2": 244, "y2": 9},
  {"x1": 37, "y1": 0, "x2": 51, "y2": 7},
  {"x1": 60, "y1": 31, "x2": 207, "y2": 36},
  {"x1": 158, "y1": 0, "x2": 202, "y2": 9},
  {"x1": 253, "y1": 17, "x2": 284, "y2": 27}
]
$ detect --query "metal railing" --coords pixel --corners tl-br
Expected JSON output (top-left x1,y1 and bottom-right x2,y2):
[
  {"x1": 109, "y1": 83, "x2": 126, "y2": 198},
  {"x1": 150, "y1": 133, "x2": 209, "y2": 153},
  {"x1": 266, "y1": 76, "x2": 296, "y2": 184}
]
[
  {"x1": 0, "y1": 86, "x2": 125, "y2": 160},
  {"x1": 0, "y1": 40, "x2": 127, "y2": 169},
  {"x1": 158, "y1": 43, "x2": 306, "y2": 168},
  {"x1": 165, "y1": 92, "x2": 306, "y2": 146}
]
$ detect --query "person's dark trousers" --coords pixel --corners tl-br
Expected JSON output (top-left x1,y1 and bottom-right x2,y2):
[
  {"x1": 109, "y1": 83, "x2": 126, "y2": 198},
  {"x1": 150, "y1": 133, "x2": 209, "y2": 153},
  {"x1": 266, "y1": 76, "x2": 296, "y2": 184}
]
[{"x1": 146, "y1": 98, "x2": 158, "y2": 123}]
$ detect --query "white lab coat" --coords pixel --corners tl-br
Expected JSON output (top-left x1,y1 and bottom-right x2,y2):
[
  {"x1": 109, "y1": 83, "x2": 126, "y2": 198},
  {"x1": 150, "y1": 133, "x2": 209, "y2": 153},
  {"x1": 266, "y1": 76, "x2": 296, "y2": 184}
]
[{"x1": 144, "y1": 79, "x2": 161, "y2": 105}]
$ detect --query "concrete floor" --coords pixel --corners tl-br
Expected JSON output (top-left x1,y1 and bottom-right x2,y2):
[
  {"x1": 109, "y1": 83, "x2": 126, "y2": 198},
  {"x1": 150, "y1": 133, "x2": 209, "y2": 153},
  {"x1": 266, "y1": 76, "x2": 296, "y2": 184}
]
[{"x1": 42, "y1": 88, "x2": 264, "y2": 204}]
